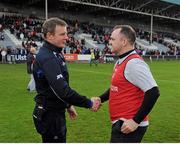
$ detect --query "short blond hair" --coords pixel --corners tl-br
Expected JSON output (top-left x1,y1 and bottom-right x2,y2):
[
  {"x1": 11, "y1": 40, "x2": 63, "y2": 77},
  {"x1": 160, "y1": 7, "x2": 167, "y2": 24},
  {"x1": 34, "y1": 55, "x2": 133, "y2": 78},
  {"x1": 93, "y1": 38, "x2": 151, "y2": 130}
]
[{"x1": 42, "y1": 17, "x2": 67, "y2": 38}]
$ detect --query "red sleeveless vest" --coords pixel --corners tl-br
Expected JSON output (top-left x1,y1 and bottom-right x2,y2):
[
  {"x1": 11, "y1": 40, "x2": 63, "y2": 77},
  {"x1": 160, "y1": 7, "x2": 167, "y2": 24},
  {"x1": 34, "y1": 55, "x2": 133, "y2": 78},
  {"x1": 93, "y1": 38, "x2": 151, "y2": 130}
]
[{"x1": 109, "y1": 54, "x2": 148, "y2": 122}]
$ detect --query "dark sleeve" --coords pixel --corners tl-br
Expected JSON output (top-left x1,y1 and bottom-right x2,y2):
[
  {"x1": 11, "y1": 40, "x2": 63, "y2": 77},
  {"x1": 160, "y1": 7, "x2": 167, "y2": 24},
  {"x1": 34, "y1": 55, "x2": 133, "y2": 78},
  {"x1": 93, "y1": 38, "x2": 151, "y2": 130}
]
[
  {"x1": 41, "y1": 57, "x2": 92, "y2": 108},
  {"x1": 27, "y1": 54, "x2": 34, "y2": 74},
  {"x1": 27, "y1": 54, "x2": 34, "y2": 64},
  {"x1": 133, "y1": 86, "x2": 160, "y2": 124},
  {"x1": 99, "y1": 88, "x2": 110, "y2": 103}
]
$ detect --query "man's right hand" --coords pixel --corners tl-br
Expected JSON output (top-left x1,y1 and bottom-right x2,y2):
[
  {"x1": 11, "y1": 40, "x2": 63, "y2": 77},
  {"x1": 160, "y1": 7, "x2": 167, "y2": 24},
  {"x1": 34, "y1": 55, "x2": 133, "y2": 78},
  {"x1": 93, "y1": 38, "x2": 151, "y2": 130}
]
[{"x1": 90, "y1": 97, "x2": 101, "y2": 112}]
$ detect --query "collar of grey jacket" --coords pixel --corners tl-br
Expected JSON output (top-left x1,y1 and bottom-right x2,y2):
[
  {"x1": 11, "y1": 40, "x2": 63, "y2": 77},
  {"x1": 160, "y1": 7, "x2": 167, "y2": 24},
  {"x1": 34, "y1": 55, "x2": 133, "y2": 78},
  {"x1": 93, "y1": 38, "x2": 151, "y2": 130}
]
[{"x1": 43, "y1": 41, "x2": 63, "y2": 53}]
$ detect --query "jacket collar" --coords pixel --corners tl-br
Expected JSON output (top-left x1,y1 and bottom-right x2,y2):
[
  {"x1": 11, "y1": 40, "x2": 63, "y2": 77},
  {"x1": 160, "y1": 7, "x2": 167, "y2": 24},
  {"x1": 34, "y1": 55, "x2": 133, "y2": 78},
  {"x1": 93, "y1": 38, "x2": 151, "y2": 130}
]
[
  {"x1": 118, "y1": 49, "x2": 135, "y2": 59},
  {"x1": 43, "y1": 41, "x2": 63, "y2": 53}
]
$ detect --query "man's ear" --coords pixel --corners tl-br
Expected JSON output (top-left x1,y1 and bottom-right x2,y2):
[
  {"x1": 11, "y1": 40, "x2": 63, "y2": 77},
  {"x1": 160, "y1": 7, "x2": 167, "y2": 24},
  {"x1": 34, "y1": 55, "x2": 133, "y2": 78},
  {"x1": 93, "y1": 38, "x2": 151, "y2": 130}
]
[
  {"x1": 46, "y1": 32, "x2": 54, "y2": 40},
  {"x1": 122, "y1": 38, "x2": 127, "y2": 47}
]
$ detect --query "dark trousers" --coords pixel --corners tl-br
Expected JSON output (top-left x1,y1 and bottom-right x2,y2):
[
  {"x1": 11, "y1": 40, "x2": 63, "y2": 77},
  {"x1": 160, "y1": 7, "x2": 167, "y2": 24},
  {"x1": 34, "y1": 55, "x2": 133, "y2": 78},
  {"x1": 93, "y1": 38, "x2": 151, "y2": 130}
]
[
  {"x1": 33, "y1": 107, "x2": 66, "y2": 143},
  {"x1": 110, "y1": 120, "x2": 148, "y2": 143}
]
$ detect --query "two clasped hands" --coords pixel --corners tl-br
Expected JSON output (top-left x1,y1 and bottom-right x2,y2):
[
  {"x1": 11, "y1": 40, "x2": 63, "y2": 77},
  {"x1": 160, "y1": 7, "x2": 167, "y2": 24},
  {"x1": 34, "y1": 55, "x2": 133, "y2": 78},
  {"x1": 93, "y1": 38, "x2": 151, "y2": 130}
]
[{"x1": 90, "y1": 97, "x2": 102, "y2": 112}]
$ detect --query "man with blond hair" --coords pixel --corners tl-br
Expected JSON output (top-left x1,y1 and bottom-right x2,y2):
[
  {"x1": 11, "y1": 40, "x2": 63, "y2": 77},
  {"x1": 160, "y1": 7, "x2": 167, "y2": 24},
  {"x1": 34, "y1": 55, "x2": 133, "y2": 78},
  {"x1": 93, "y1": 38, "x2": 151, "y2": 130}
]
[{"x1": 32, "y1": 17, "x2": 100, "y2": 143}]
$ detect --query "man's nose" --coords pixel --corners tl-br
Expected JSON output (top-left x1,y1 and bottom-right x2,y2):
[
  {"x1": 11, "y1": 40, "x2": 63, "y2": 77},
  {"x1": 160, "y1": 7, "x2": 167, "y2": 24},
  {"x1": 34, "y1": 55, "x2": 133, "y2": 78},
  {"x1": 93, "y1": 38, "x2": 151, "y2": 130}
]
[
  {"x1": 64, "y1": 35, "x2": 69, "y2": 40},
  {"x1": 109, "y1": 41, "x2": 112, "y2": 45}
]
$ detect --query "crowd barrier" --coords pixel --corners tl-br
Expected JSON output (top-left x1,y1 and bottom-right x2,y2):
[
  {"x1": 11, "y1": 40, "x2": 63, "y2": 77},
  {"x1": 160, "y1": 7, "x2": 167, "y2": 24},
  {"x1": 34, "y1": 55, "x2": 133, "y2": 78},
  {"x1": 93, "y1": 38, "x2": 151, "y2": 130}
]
[
  {"x1": 104, "y1": 55, "x2": 180, "y2": 62},
  {"x1": 4, "y1": 54, "x2": 91, "y2": 63},
  {"x1": 3, "y1": 54, "x2": 180, "y2": 64}
]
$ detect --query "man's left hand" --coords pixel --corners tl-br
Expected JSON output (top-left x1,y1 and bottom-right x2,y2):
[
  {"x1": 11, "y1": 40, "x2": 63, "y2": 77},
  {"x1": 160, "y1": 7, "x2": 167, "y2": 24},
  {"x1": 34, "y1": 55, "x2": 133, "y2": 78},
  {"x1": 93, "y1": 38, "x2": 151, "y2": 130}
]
[
  {"x1": 121, "y1": 119, "x2": 139, "y2": 134},
  {"x1": 67, "y1": 105, "x2": 78, "y2": 120}
]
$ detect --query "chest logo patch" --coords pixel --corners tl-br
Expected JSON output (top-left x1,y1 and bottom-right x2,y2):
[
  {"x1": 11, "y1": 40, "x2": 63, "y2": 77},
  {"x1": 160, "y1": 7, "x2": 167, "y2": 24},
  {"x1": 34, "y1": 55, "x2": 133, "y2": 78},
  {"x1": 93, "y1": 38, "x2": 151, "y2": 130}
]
[{"x1": 56, "y1": 74, "x2": 63, "y2": 80}]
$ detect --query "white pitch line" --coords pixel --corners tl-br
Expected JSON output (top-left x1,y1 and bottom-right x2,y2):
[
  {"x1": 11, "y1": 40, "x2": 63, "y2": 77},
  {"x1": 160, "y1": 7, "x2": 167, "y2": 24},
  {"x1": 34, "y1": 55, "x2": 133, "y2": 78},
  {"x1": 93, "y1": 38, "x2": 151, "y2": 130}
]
[
  {"x1": 70, "y1": 68, "x2": 111, "y2": 75},
  {"x1": 157, "y1": 79, "x2": 180, "y2": 84},
  {"x1": 70, "y1": 68, "x2": 180, "y2": 84}
]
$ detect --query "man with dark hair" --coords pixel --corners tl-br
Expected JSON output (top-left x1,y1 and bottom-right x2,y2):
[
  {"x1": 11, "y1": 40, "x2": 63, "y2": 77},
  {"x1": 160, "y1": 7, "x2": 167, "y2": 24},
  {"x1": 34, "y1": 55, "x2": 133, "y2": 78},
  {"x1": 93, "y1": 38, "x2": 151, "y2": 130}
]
[
  {"x1": 32, "y1": 17, "x2": 100, "y2": 143},
  {"x1": 93, "y1": 25, "x2": 160, "y2": 142}
]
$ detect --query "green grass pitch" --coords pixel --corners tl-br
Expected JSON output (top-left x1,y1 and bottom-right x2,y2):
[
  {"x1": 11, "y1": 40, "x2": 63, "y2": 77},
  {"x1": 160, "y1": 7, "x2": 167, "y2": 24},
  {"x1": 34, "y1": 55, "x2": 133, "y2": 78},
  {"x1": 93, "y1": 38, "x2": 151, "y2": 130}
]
[{"x1": 0, "y1": 61, "x2": 179, "y2": 142}]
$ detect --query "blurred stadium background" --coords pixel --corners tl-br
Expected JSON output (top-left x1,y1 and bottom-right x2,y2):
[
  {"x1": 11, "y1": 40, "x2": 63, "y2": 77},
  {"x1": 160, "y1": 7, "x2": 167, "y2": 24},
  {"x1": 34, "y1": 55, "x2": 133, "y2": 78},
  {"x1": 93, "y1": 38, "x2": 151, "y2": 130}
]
[
  {"x1": 0, "y1": 0, "x2": 180, "y2": 142},
  {"x1": 0, "y1": 0, "x2": 180, "y2": 62}
]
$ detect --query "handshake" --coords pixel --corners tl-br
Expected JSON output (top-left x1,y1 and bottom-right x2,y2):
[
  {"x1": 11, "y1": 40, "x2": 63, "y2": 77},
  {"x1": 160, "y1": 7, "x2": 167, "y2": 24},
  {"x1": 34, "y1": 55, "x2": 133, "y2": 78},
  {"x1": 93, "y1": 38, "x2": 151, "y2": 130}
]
[{"x1": 90, "y1": 97, "x2": 102, "y2": 112}]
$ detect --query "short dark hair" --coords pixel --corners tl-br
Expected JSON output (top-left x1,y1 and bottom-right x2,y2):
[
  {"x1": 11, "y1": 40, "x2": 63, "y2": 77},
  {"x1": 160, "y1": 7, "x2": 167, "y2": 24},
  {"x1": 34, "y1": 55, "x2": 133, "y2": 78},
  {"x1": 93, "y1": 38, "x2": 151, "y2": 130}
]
[
  {"x1": 113, "y1": 25, "x2": 136, "y2": 45},
  {"x1": 42, "y1": 17, "x2": 67, "y2": 38}
]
